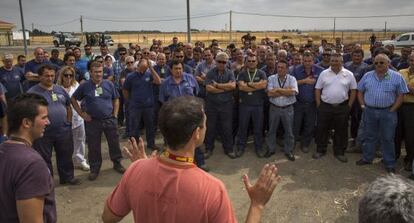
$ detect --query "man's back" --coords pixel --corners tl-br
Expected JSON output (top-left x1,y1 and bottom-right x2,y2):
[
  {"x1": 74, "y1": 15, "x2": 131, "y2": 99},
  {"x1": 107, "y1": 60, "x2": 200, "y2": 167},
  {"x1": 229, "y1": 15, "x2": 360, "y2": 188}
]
[{"x1": 106, "y1": 157, "x2": 236, "y2": 223}]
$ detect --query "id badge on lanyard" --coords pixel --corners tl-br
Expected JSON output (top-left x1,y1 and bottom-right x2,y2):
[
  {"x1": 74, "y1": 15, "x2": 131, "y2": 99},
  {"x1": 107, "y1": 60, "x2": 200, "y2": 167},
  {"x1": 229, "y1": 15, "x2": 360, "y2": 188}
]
[{"x1": 95, "y1": 86, "x2": 103, "y2": 97}]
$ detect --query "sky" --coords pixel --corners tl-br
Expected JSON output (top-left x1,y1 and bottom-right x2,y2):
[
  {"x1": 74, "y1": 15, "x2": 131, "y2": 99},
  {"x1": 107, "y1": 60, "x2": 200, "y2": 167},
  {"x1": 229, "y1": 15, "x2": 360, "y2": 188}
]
[{"x1": 1, "y1": 0, "x2": 414, "y2": 33}]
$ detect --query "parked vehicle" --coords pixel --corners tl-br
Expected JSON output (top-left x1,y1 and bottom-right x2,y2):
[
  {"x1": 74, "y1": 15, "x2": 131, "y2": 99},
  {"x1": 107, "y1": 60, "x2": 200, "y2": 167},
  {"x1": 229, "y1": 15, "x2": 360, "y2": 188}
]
[
  {"x1": 382, "y1": 32, "x2": 414, "y2": 47},
  {"x1": 53, "y1": 32, "x2": 81, "y2": 47}
]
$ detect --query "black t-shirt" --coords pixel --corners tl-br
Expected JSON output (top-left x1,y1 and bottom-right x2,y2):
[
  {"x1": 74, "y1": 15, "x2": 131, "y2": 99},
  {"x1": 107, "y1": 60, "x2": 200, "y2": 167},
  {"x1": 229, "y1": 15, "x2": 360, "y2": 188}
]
[
  {"x1": 238, "y1": 69, "x2": 267, "y2": 106},
  {"x1": 0, "y1": 143, "x2": 56, "y2": 223}
]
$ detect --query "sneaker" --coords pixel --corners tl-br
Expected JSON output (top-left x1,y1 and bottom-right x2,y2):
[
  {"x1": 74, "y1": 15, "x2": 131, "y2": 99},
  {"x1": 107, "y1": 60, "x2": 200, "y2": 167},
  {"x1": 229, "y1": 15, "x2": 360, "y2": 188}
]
[
  {"x1": 79, "y1": 161, "x2": 90, "y2": 171},
  {"x1": 285, "y1": 152, "x2": 295, "y2": 161}
]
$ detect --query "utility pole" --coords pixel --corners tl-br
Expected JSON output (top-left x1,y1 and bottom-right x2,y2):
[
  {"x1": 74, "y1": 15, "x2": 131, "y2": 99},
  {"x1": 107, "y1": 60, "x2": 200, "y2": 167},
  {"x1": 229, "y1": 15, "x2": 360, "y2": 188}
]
[
  {"x1": 186, "y1": 0, "x2": 191, "y2": 43},
  {"x1": 384, "y1": 21, "x2": 387, "y2": 39},
  {"x1": 229, "y1": 10, "x2": 232, "y2": 43},
  {"x1": 18, "y1": 0, "x2": 28, "y2": 55},
  {"x1": 333, "y1": 17, "x2": 336, "y2": 40},
  {"x1": 31, "y1": 23, "x2": 34, "y2": 32},
  {"x1": 80, "y1": 15, "x2": 84, "y2": 44}
]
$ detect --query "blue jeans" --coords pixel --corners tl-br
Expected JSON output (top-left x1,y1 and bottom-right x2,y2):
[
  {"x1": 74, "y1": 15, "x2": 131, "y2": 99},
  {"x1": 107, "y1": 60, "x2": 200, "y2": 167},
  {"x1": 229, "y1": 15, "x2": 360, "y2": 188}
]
[
  {"x1": 266, "y1": 104, "x2": 294, "y2": 154},
  {"x1": 293, "y1": 101, "x2": 316, "y2": 147},
  {"x1": 362, "y1": 107, "x2": 397, "y2": 168},
  {"x1": 237, "y1": 104, "x2": 263, "y2": 152}
]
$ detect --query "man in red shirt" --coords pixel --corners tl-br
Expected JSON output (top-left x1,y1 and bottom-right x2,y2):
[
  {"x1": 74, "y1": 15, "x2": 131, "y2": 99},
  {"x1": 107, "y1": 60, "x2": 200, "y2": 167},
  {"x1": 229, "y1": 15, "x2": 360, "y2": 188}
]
[{"x1": 102, "y1": 96, "x2": 280, "y2": 223}]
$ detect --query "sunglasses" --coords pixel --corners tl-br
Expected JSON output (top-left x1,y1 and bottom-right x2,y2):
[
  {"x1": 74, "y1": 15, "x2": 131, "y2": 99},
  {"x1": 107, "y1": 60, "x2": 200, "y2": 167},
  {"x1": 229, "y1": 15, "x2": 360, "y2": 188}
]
[
  {"x1": 374, "y1": 61, "x2": 385, "y2": 65},
  {"x1": 143, "y1": 52, "x2": 150, "y2": 55},
  {"x1": 176, "y1": 56, "x2": 184, "y2": 58},
  {"x1": 63, "y1": 73, "x2": 74, "y2": 78},
  {"x1": 120, "y1": 53, "x2": 126, "y2": 55},
  {"x1": 217, "y1": 60, "x2": 227, "y2": 64},
  {"x1": 126, "y1": 61, "x2": 134, "y2": 64},
  {"x1": 247, "y1": 60, "x2": 256, "y2": 63}
]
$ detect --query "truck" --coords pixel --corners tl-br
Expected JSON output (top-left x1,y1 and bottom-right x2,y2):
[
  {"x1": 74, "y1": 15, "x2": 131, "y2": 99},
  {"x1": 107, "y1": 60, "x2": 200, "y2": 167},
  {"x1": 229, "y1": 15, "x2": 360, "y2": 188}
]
[
  {"x1": 382, "y1": 32, "x2": 414, "y2": 47},
  {"x1": 53, "y1": 32, "x2": 81, "y2": 48}
]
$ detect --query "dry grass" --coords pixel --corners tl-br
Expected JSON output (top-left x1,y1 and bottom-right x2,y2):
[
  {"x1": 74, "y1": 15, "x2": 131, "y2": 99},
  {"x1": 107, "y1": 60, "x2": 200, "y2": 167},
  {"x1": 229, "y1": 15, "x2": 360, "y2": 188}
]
[{"x1": 29, "y1": 31, "x2": 402, "y2": 47}]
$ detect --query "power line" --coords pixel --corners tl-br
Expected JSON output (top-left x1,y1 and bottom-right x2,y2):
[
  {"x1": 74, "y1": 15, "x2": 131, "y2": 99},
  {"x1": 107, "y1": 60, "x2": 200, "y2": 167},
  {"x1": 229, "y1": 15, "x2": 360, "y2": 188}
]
[
  {"x1": 34, "y1": 18, "x2": 79, "y2": 27},
  {"x1": 232, "y1": 11, "x2": 414, "y2": 19},
  {"x1": 83, "y1": 12, "x2": 228, "y2": 23}
]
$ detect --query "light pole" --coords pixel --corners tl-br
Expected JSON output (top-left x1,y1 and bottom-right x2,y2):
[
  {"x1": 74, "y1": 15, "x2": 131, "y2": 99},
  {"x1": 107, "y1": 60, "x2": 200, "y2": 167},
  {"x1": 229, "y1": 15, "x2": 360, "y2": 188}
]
[
  {"x1": 186, "y1": 0, "x2": 191, "y2": 43},
  {"x1": 18, "y1": 0, "x2": 28, "y2": 55}
]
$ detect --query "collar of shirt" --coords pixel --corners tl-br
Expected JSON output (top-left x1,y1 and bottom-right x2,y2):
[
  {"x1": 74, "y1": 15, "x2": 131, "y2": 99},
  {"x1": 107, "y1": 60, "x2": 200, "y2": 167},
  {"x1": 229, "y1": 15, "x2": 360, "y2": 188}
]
[{"x1": 328, "y1": 67, "x2": 347, "y2": 76}]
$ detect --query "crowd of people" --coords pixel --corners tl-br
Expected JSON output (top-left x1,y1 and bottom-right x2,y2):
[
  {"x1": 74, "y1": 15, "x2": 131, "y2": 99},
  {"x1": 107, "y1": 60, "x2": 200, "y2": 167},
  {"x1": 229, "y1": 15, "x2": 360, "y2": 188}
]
[{"x1": 0, "y1": 34, "x2": 414, "y2": 222}]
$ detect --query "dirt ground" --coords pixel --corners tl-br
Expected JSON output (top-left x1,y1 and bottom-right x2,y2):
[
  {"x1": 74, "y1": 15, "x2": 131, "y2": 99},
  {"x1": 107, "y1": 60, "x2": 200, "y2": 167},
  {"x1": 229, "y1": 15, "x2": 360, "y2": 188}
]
[
  {"x1": 0, "y1": 45, "x2": 410, "y2": 222},
  {"x1": 52, "y1": 128, "x2": 410, "y2": 223}
]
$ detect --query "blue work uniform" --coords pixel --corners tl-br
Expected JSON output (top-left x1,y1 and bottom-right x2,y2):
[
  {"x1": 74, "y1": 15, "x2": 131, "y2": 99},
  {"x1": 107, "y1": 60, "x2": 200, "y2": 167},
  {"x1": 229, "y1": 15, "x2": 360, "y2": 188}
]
[
  {"x1": 28, "y1": 84, "x2": 75, "y2": 183},
  {"x1": 72, "y1": 79, "x2": 122, "y2": 174},
  {"x1": 123, "y1": 70, "x2": 157, "y2": 148},
  {"x1": 204, "y1": 67, "x2": 235, "y2": 154}
]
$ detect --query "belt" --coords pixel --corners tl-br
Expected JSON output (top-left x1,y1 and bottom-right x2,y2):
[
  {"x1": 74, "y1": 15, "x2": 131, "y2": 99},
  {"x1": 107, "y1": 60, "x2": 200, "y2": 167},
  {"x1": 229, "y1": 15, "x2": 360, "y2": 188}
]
[
  {"x1": 322, "y1": 100, "x2": 348, "y2": 107},
  {"x1": 271, "y1": 103, "x2": 293, "y2": 109},
  {"x1": 366, "y1": 105, "x2": 392, "y2": 110}
]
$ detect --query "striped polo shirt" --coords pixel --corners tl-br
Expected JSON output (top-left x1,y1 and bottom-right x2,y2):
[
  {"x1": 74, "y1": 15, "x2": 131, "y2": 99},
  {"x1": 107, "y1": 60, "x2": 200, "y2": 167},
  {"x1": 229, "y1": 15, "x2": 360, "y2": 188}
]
[{"x1": 357, "y1": 69, "x2": 409, "y2": 108}]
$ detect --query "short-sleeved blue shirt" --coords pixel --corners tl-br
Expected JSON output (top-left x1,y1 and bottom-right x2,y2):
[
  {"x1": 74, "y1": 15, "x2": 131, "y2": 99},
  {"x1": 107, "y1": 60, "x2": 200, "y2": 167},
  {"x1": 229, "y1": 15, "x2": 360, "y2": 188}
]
[
  {"x1": 28, "y1": 84, "x2": 71, "y2": 134},
  {"x1": 123, "y1": 71, "x2": 155, "y2": 108},
  {"x1": 72, "y1": 79, "x2": 119, "y2": 119},
  {"x1": 0, "y1": 67, "x2": 25, "y2": 100},
  {"x1": 205, "y1": 67, "x2": 235, "y2": 104},
  {"x1": 358, "y1": 69, "x2": 409, "y2": 108},
  {"x1": 159, "y1": 73, "x2": 199, "y2": 102}
]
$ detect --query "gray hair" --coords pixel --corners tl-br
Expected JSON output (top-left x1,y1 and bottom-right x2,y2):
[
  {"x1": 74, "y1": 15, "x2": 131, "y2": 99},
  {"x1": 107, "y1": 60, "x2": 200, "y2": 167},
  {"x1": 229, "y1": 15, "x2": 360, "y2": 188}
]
[
  {"x1": 215, "y1": 52, "x2": 229, "y2": 61},
  {"x1": 375, "y1": 53, "x2": 391, "y2": 63},
  {"x1": 359, "y1": 175, "x2": 414, "y2": 223},
  {"x1": 278, "y1": 49, "x2": 287, "y2": 57}
]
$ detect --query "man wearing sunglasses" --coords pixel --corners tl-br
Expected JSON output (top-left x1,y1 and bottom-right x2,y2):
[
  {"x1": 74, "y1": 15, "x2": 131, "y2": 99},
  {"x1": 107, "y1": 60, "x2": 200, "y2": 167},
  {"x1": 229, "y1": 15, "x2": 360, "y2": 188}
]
[
  {"x1": 356, "y1": 54, "x2": 409, "y2": 173},
  {"x1": 204, "y1": 52, "x2": 236, "y2": 159},
  {"x1": 237, "y1": 55, "x2": 268, "y2": 158}
]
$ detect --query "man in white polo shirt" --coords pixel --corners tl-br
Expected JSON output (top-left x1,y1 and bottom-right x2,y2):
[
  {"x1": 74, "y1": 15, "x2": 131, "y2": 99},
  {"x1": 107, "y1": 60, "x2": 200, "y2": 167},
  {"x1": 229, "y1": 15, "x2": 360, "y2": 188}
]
[{"x1": 313, "y1": 53, "x2": 357, "y2": 163}]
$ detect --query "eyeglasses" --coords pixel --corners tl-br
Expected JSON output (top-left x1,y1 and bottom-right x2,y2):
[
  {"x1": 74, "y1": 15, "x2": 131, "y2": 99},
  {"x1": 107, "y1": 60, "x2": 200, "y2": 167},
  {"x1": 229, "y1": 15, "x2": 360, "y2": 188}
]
[
  {"x1": 143, "y1": 52, "x2": 150, "y2": 55},
  {"x1": 374, "y1": 61, "x2": 385, "y2": 65},
  {"x1": 63, "y1": 73, "x2": 74, "y2": 78},
  {"x1": 176, "y1": 56, "x2": 184, "y2": 58},
  {"x1": 217, "y1": 60, "x2": 227, "y2": 64},
  {"x1": 120, "y1": 53, "x2": 126, "y2": 56},
  {"x1": 247, "y1": 60, "x2": 256, "y2": 63}
]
